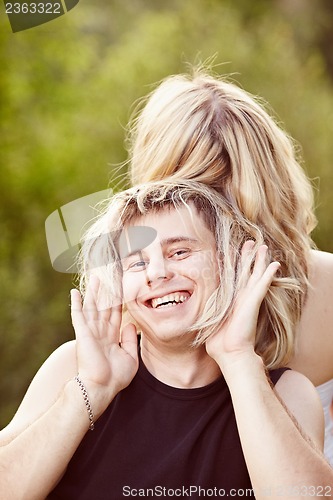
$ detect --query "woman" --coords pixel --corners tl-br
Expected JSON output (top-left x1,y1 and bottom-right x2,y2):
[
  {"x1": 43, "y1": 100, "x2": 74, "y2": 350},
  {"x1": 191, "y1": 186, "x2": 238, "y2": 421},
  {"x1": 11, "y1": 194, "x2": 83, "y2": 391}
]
[{"x1": 127, "y1": 69, "x2": 333, "y2": 465}]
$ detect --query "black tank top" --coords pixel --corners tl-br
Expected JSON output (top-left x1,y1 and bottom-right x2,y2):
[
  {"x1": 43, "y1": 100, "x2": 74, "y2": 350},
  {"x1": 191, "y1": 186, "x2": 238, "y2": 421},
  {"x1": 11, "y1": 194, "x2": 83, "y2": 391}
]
[{"x1": 49, "y1": 355, "x2": 288, "y2": 499}]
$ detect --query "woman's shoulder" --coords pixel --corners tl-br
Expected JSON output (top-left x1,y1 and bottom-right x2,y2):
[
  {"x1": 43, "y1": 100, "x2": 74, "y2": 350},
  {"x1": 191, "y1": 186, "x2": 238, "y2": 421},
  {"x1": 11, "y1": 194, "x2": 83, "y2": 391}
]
[
  {"x1": 306, "y1": 249, "x2": 333, "y2": 298},
  {"x1": 288, "y1": 250, "x2": 333, "y2": 384},
  {"x1": 310, "y1": 249, "x2": 333, "y2": 276},
  {"x1": 307, "y1": 249, "x2": 333, "y2": 308}
]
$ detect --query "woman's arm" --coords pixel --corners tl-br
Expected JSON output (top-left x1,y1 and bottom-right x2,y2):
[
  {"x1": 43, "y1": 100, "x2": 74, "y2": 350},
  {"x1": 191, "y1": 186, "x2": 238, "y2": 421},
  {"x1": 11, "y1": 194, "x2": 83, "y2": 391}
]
[
  {"x1": 290, "y1": 250, "x2": 333, "y2": 385},
  {"x1": 206, "y1": 243, "x2": 333, "y2": 498},
  {"x1": 0, "y1": 377, "x2": 101, "y2": 499},
  {"x1": 221, "y1": 353, "x2": 331, "y2": 498},
  {"x1": 0, "y1": 277, "x2": 138, "y2": 499}
]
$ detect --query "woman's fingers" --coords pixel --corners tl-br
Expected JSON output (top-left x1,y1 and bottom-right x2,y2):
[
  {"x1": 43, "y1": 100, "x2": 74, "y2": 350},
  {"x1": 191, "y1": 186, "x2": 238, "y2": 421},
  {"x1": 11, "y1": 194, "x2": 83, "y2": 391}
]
[
  {"x1": 249, "y1": 245, "x2": 280, "y2": 287},
  {"x1": 238, "y1": 240, "x2": 256, "y2": 288},
  {"x1": 238, "y1": 242, "x2": 280, "y2": 305},
  {"x1": 109, "y1": 304, "x2": 122, "y2": 335},
  {"x1": 71, "y1": 288, "x2": 88, "y2": 334},
  {"x1": 240, "y1": 240, "x2": 255, "y2": 266},
  {"x1": 82, "y1": 275, "x2": 116, "y2": 323},
  {"x1": 240, "y1": 242, "x2": 279, "y2": 284},
  {"x1": 82, "y1": 275, "x2": 100, "y2": 321},
  {"x1": 120, "y1": 323, "x2": 139, "y2": 360},
  {"x1": 70, "y1": 288, "x2": 82, "y2": 312},
  {"x1": 71, "y1": 278, "x2": 123, "y2": 344},
  {"x1": 248, "y1": 245, "x2": 269, "y2": 284},
  {"x1": 262, "y1": 260, "x2": 281, "y2": 287},
  {"x1": 252, "y1": 260, "x2": 280, "y2": 304}
]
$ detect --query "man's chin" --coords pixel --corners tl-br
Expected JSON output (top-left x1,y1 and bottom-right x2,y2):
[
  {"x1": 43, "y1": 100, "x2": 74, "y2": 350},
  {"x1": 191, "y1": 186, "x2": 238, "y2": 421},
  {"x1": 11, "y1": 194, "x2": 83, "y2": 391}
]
[{"x1": 140, "y1": 327, "x2": 197, "y2": 346}]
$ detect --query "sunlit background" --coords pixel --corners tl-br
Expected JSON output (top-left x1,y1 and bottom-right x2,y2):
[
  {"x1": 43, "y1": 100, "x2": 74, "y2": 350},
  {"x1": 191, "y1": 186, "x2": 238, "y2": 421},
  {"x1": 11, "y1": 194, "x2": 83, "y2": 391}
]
[{"x1": 1, "y1": 0, "x2": 333, "y2": 426}]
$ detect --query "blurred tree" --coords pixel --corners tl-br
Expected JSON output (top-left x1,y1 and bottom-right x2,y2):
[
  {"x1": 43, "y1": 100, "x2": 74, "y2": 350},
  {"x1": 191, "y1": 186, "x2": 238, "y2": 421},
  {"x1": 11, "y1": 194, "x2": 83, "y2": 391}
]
[
  {"x1": 317, "y1": 0, "x2": 333, "y2": 79},
  {"x1": 276, "y1": 0, "x2": 333, "y2": 81},
  {"x1": 1, "y1": 0, "x2": 333, "y2": 427}
]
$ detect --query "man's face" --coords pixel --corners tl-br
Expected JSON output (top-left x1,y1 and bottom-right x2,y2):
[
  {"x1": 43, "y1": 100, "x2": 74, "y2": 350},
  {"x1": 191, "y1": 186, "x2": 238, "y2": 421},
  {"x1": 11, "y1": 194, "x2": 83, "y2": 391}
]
[{"x1": 119, "y1": 205, "x2": 219, "y2": 347}]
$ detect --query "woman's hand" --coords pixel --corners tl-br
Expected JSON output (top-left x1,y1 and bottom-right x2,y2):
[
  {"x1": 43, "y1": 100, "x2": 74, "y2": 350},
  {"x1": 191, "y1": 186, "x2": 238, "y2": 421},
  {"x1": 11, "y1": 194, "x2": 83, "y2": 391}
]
[
  {"x1": 70, "y1": 275, "x2": 139, "y2": 416},
  {"x1": 205, "y1": 241, "x2": 280, "y2": 371}
]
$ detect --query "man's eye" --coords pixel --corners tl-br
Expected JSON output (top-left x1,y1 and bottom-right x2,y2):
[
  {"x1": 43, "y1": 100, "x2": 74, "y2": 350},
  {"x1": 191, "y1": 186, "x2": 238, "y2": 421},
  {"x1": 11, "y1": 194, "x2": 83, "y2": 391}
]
[
  {"x1": 129, "y1": 260, "x2": 147, "y2": 270},
  {"x1": 170, "y1": 249, "x2": 190, "y2": 259}
]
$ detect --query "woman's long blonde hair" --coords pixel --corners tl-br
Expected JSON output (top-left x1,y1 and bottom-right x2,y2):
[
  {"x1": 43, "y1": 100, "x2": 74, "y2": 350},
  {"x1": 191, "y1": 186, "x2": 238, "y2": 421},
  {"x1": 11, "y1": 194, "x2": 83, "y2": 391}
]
[
  {"x1": 127, "y1": 69, "x2": 317, "y2": 354},
  {"x1": 78, "y1": 179, "x2": 301, "y2": 369}
]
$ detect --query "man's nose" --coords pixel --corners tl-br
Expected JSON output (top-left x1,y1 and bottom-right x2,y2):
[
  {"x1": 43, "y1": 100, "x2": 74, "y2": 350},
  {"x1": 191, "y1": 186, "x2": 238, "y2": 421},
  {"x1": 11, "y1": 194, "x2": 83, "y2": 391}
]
[{"x1": 146, "y1": 256, "x2": 174, "y2": 287}]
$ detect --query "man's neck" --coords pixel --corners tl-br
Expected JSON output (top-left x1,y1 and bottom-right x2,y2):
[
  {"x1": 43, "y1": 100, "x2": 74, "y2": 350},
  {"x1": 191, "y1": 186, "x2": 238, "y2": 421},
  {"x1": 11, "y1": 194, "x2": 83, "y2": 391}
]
[{"x1": 140, "y1": 335, "x2": 222, "y2": 389}]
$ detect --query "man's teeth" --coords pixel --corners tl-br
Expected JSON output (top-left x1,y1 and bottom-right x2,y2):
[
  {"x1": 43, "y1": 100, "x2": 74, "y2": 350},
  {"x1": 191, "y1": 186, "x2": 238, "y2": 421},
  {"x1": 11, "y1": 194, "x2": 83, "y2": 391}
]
[{"x1": 151, "y1": 293, "x2": 189, "y2": 309}]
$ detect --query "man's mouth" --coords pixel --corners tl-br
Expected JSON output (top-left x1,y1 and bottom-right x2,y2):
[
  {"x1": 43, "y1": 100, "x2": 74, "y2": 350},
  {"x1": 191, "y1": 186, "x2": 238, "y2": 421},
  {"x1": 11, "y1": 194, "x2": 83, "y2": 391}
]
[{"x1": 149, "y1": 291, "x2": 191, "y2": 309}]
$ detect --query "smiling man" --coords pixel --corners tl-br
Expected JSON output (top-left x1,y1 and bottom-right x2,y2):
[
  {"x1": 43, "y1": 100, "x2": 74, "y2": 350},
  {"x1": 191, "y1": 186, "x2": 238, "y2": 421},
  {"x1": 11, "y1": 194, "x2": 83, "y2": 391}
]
[
  {"x1": 120, "y1": 205, "x2": 219, "y2": 352},
  {"x1": 0, "y1": 180, "x2": 332, "y2": 499},
  {"x1": 119, "y1": 202, "x2": 222, "y2": 390}
]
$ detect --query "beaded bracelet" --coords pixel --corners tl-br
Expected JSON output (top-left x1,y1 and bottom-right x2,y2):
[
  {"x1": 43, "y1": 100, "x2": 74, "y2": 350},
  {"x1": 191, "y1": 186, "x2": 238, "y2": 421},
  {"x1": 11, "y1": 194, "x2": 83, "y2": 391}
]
[{"x1": 74, "y1": 375, "x2": 95, "y2": 431}]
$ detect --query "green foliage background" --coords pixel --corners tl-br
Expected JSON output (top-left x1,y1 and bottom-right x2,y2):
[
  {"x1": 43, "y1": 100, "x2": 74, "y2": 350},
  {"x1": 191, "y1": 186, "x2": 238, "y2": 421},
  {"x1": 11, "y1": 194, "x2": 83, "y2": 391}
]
[{"x1": 1, "y1": 0, "x2": 333, "y2": 427}]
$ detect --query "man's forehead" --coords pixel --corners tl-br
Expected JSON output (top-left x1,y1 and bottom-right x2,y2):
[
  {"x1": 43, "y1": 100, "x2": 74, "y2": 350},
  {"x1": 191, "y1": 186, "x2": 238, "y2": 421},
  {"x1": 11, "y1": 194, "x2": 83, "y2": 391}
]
[
  {"x1": 118, "y1": 204, "x2": 213, "y2": 259},
  {"x1": 130, "y1": 203, "x2": 203, "y2": 227}
]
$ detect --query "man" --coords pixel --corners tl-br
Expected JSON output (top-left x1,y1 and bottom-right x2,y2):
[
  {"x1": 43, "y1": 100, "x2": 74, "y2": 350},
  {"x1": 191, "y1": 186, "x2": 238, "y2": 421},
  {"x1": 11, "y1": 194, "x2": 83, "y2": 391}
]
[{"x1": 0, "y1": 180, "x2": 332, "y2": 499}]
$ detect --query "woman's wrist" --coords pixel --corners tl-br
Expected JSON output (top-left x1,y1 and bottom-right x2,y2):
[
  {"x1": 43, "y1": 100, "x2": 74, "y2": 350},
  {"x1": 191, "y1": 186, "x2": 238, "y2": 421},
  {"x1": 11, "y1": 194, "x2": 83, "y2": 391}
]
[
  {"x1": 216, "y1": 349, "x2": 266, "y2": 385},
  {"x1": 73, "y1": 375, "x2": 95, "y2": 431},
  {"x1": 65, "y1": 375, "x2": 119, "y2": 425}
]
